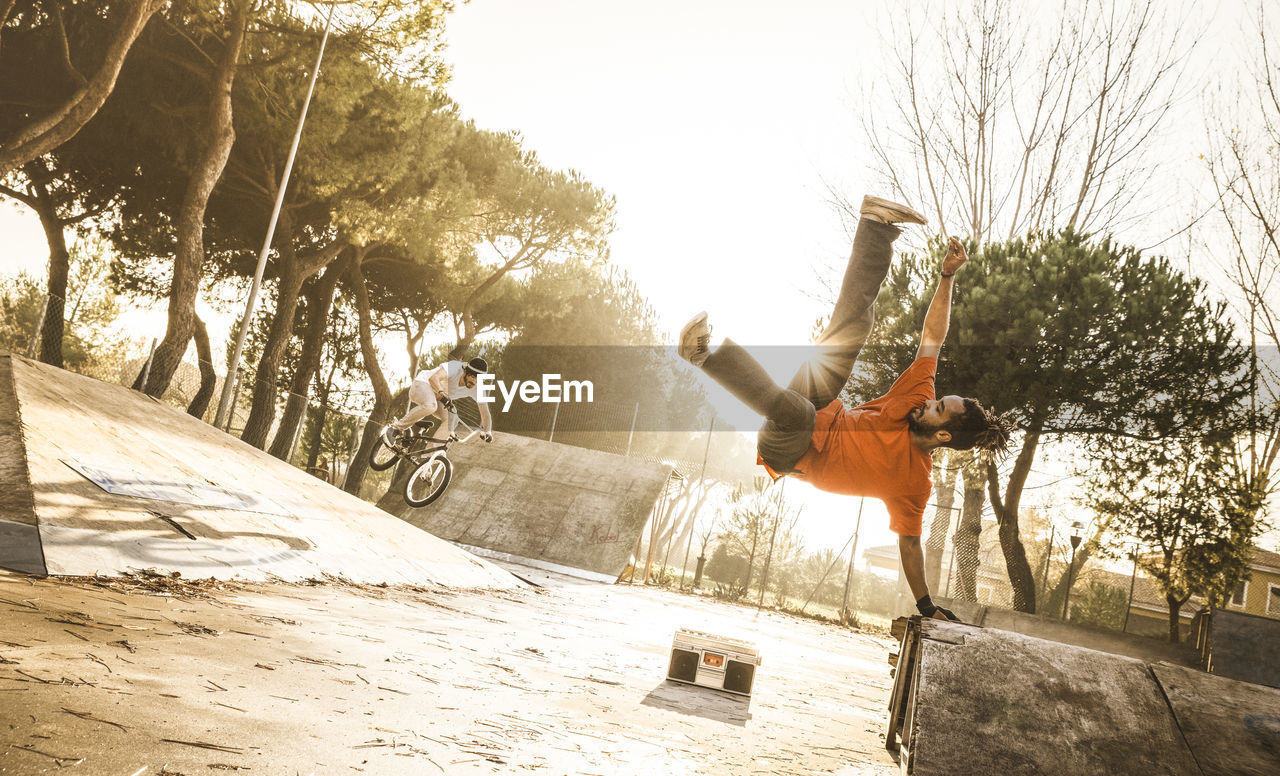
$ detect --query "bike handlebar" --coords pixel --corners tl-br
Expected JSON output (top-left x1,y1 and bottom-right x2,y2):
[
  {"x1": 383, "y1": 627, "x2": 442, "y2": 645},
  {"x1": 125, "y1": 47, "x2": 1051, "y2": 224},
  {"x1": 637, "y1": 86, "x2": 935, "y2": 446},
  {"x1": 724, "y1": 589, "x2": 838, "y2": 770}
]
[{"x1": 444, "y1": 407, "x2": 486, "y2": 444}]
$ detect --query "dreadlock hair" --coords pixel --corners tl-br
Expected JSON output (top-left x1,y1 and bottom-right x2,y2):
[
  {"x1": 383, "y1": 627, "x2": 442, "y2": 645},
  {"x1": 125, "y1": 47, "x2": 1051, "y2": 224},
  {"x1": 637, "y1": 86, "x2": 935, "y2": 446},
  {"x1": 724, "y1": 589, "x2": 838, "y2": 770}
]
[{"x1": 938, "y1": 399, "x2": 1013, "y2": 456}]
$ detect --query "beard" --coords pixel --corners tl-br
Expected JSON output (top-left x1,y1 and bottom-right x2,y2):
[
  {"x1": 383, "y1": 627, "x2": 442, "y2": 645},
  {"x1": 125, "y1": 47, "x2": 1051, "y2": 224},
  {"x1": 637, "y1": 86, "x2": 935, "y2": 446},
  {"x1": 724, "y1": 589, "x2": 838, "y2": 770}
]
[{"x1": 907, "y1": 406, "x2": 932, "y2": 436}]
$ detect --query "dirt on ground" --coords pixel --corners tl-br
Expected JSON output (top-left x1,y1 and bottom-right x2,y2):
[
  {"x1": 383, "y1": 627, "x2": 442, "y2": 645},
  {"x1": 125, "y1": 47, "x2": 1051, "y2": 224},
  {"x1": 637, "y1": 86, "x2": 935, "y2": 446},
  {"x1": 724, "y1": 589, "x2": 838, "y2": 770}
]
[{"x1": 0, "y1": 566, "x2": 900, "y2": 775}]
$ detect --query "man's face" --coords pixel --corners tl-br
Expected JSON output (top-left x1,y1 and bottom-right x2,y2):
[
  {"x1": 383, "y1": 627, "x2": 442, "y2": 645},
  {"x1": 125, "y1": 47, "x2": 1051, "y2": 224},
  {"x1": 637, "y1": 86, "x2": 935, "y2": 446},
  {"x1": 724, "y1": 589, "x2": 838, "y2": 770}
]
[
  {"x1": 908, "y1": 395, "x2": 965, "y2": 435},
  {"x1": 463, "y1": 372, "x2": 477, "y2": 389}
]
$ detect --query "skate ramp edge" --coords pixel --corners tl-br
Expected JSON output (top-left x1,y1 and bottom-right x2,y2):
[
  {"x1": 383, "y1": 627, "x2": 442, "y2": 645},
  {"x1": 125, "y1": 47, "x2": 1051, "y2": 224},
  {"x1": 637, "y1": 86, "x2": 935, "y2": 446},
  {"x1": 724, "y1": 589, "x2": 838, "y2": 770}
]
[
  {"x1": 936, "y1": 595, "x2": 1198, "y2": 666},
  {"x1": 2, "y1": 354, "x2": 516, "y2": 589},
  {"x1": 0, "y1": 356, "x2": 45, "y2": 575}
]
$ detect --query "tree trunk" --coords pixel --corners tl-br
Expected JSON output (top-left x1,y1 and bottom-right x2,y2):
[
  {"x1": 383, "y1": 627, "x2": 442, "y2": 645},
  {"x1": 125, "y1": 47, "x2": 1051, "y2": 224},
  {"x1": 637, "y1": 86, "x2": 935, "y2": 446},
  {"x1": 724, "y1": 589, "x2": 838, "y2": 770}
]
[
  {"x1": 342, "y1": 252, "x2": 392, "y2": 496},
  {"x1": 240, "y1": 266, "x2": 305, "y2": 448},
  {"x1": 987, "y1": 428, "x2": 1042, "y2": 613},
  {"x1": 952, "y1": 457, "x2": 985, "y2": 601},
  {"x1": 759, "y1": 508, "x2": 779, "y2": 604},
  {"x1": 743, "y1": 526, "x2": 759, "y2": 593},
  {"x1": 139, "y1": 0, "x2": 248, "y2": 398},
  {"x1": 405, "y1": 323, "x2": 425, "y2": 377},
  {"x1": 447, "y1": 321, "x2": 475, "y2": 362},
  {"x1": 1166, "y1": 593, "x2": 1184, "y2": 643},
  {"x1": 925, "y1": 450, "x2": 958, "y2": 591},
  {"x1": 187, "y1": 315, "x2": 216, "y2": 418},
  {"x1": 0, "y1": 1, "x2": 165, "y2": 176},
  {"x1": 31, "y1": 179, "x2": 68, "y2": 369},
  {"x1": 268, "y1": 257, "x2": 344, "y2": 458},
  {"x1": 998, "y1": 514, "x2": 1038, "y2": 613},
  {"x1": 242, "y1": 226, "x2": 344, "y2": 448},
  {"x1": 305, "y1": 367, "x2": 332, "y2": 472},
  {"x1": 0, "y1": 1, "x2": 18, "y2": 30}
]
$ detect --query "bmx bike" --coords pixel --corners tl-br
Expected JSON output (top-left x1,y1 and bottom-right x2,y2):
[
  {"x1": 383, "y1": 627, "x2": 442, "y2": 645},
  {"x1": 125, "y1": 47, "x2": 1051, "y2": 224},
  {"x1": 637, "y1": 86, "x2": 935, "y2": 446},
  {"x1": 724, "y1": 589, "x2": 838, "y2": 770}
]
[{"x1": 368, "y1": 400, "x2": 488, "y2": 507}]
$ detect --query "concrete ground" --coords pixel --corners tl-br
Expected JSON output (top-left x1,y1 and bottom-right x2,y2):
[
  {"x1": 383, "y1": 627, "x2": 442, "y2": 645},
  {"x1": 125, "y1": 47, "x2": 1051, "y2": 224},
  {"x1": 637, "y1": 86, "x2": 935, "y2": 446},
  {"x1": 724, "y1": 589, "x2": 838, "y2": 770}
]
[{"x1": 0, "y1": 565, "x2": 899, "y2": 775}]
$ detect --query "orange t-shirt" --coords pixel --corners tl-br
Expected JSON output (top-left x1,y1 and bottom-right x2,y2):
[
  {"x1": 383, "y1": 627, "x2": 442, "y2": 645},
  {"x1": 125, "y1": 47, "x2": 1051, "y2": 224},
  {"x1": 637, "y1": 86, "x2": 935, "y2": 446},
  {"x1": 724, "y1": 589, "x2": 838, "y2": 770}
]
[{"x1": 762, "y1": 357, "x2": 937, "y2": 536}]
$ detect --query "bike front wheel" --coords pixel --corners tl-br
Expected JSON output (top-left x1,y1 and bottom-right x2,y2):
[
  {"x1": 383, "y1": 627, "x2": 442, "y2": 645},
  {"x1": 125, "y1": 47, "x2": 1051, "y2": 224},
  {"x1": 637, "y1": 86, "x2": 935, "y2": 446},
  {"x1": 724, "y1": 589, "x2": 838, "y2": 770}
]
[{"x1": 404, "y1": 455, "x2": 453, "y2": 507}]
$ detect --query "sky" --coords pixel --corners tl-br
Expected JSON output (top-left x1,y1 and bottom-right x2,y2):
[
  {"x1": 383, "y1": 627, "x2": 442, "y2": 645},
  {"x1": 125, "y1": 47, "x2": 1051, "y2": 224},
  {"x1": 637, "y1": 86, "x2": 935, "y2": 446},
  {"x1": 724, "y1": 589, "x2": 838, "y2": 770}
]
[
  {"x1": 434, "y1": 0, "x2": 1270, "y2": 557},
  {"x1": 438, "y1": 0, "x2": 929, "y2": 557},
  {"x1": 1, "y1": 0, "x2": 1273, "y2": 560},
  {"x1": 440, "y1": 0, "x2": 876, "y2": 347}
]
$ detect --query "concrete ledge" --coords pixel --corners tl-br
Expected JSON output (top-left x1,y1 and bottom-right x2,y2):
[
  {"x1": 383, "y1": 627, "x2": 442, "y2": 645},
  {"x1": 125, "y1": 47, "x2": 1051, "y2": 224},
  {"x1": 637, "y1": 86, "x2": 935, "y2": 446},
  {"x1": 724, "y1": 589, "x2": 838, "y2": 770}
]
[
  {"x1": 891, "y1": 618, "x2": 1203, "y2": 775},
  {"x1": 938, "y1": 595, "x2": 1197, "y2": 666},
  {"x1": 0, "y1": 356, "x2": 38, "y2": 530},
  {"x1": 0, "y1": 518, "x2": 45, "y2": 575},
  {"x1": 1193, "y1": 607, "x2": 1280, "y2": 689},
  {"x1": 888, "y1": 617, "x2": 1280, "y2": 775}
]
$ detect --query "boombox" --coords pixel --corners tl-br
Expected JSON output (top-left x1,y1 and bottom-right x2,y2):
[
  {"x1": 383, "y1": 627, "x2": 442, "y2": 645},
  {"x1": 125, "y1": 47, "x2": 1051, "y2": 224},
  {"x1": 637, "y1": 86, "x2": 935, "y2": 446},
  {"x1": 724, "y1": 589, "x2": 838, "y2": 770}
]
[{"x1": 667, "y1": 628, "x2": 762, "y2": 697}]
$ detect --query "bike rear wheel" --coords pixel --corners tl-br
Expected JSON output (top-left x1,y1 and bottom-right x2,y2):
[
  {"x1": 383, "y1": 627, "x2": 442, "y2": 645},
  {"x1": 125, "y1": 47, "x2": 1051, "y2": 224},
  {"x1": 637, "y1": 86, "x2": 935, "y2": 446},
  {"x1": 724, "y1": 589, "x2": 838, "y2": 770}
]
[
  {"x1": 405, "y1": 456, "x2": 452, "y2": 507},
  {"x1": 368, "y1": 435, "x2": 401, "y2": 471}
]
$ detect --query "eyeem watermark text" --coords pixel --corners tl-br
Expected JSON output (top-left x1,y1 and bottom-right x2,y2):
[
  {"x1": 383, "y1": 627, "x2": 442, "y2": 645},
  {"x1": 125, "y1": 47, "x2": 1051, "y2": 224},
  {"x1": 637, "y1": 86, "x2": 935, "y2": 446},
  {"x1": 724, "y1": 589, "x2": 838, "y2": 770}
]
[{"x1": 476, "y1": 374, "x2": 594, "y2": 412}]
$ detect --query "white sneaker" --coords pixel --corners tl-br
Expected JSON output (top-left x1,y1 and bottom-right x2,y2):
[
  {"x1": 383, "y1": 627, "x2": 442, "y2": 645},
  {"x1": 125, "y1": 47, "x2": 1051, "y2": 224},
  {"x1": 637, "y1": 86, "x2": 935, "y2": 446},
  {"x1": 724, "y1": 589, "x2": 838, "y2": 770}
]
[
  {"x1": 860, "y1": 195, "x2": 927, "y2": 225},
  {"x1": 678, "y1": 311, "x2": 712, "y2": 367},
  {"x1": 381, "y1": 426, "x2": 401, "y2": 448}
]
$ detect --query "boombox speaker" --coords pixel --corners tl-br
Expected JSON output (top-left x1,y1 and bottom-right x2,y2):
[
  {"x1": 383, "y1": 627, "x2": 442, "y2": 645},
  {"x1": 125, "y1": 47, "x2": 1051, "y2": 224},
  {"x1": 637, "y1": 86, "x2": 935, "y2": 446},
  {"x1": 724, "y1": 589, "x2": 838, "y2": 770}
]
[{"x1": 667, "y1": 628, "x2": 762, "y2": 697}]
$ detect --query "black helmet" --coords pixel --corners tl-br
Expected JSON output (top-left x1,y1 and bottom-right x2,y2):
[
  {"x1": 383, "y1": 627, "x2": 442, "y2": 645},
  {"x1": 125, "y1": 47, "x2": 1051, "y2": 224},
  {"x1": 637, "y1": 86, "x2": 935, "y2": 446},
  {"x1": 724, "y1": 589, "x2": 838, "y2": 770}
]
[{"x1": 464, "y1": 357, "x2": 488, "y2": 376}]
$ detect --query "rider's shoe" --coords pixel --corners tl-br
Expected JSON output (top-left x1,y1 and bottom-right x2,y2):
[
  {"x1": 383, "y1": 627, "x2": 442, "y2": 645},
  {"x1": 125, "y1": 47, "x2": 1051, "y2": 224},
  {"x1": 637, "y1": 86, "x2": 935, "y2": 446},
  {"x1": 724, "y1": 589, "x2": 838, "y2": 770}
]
[
  {"x1": 678, "y1": 311, "x2": 712, "y2": 367},
  {"x1": 381, "y1": 426, "x2": 402, "y2": 449},
  {"x1": 860, "y1": 195, "x2": 927, "y2": 225}
]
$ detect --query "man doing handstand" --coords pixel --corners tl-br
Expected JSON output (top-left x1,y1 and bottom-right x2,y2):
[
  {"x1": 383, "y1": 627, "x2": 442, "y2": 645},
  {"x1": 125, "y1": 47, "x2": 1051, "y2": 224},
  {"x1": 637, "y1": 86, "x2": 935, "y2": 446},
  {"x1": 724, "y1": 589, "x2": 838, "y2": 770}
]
[{"x1": 678, "y1": 196, "x2": 1011, "y2": 622}]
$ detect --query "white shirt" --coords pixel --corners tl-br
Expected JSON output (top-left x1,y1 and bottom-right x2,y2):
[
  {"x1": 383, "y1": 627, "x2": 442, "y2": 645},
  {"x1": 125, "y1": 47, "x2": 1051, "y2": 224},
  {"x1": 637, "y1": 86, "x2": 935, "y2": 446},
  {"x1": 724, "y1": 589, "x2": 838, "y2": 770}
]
[{"x1": 413, "y1": 360, "x2": 478, "y2": 401}]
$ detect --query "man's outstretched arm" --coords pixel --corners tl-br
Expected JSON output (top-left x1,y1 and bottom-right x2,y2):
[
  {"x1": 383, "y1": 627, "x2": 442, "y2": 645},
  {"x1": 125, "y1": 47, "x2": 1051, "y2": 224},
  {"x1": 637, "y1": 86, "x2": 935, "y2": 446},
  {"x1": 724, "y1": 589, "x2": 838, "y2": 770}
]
[
  {"x1": 899, "y1": 534, "x2": 931, "y2": 601},
  {"x1": 916, "y1": 238, "x2": 967, "y2": 360},
  {"x1": 899, "y1": 535, "x2": 956, "y2": 621}
]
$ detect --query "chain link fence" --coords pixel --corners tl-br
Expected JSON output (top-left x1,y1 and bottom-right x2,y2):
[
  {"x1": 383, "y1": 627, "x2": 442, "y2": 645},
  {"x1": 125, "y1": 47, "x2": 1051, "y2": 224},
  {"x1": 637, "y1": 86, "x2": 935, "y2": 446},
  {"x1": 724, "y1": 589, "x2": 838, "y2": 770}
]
[{"x1": 918, "y1": 451, "x2": 1140, "y2": 634}]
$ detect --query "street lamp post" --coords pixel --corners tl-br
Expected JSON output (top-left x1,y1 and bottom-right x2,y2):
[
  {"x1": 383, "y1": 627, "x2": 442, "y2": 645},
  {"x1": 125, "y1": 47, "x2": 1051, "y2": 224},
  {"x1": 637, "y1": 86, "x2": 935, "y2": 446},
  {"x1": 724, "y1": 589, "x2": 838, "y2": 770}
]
[
  {"x1": 1122, "y1": 545, "x2": 1139, "y2": 633},
  {"x1": 1062, "y1": 522, "x2": 1083, "y2": 620},
  {"x1": 214, "y1": 4, "x2": 336, "y2": 430},
  {"x1": 839, "y1": 497, "x2": 865, "y2": 623}
]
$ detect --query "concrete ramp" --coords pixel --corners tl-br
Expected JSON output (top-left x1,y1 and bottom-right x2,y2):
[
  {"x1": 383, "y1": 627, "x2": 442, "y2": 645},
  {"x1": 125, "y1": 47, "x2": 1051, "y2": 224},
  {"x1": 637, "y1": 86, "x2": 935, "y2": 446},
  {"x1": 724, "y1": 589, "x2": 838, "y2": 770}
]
[
  {"x1": 0, "y1": 354, "x2": 515, "y2": 588},
  {"x1": 937, "y1": 595, "x2": 1198, "y2": 666},
  {"x1": 887, "y1": 617, "x2": 1280, "y2": 775},
  {"x1": 379, "y1": 433, "x2": 670, "y2": 581}
]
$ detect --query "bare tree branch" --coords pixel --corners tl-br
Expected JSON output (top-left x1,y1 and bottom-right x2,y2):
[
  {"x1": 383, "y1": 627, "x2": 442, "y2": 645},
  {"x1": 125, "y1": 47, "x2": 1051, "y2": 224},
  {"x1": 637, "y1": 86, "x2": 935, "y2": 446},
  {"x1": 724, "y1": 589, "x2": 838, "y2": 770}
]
[
  {"x1": 0, "y1": 0, "x2": 167, "y2": 176},
  {"x1": 50, "y1": 2, "x2": 89, "y2": 88}
]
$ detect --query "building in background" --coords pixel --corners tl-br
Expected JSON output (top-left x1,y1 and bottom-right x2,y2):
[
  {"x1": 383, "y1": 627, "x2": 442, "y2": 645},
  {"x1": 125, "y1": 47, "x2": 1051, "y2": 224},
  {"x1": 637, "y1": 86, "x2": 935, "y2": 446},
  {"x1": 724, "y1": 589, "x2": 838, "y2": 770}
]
[{"x1": 868, "y1": 534, "x2": 1280, "y2": 639}]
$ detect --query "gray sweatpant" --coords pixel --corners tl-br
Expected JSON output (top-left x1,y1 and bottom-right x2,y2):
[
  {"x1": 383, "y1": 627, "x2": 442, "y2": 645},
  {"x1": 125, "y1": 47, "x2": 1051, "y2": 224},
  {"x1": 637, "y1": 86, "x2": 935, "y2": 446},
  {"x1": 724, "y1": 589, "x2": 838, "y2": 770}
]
[{"x1": 700, "y1": 218, "x2": 901, "y2": 472}]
